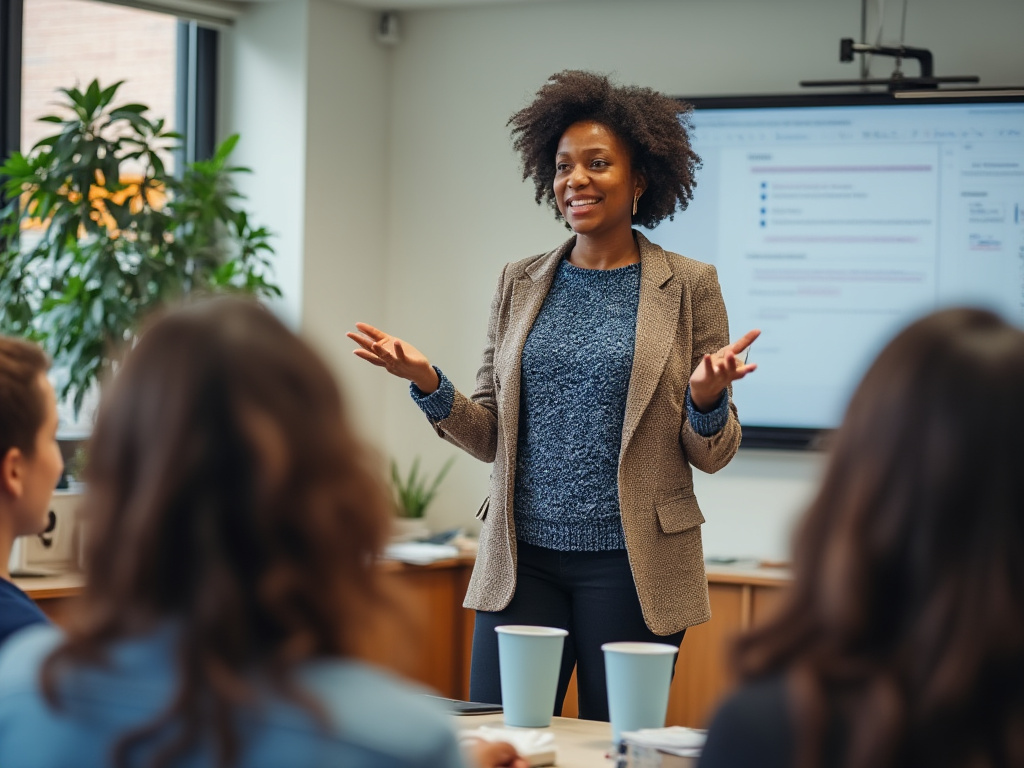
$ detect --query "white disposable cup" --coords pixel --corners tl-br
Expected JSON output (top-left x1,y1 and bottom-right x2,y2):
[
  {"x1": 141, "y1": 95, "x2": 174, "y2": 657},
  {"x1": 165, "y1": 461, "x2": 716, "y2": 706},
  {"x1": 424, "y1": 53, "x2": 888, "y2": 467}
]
[
  {"x1": 602, "y1": 641, "x2": 678, "y2": 744},
  {"x1": 495, "y1": 625, "x2": 568, "y2": 727}
]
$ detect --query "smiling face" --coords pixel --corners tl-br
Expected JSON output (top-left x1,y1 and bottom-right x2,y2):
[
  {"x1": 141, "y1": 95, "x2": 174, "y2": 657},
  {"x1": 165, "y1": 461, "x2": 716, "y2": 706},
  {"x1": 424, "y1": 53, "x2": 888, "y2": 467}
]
[{"x1": 554, "y1": 120, "x2": 644, "y2": 239}]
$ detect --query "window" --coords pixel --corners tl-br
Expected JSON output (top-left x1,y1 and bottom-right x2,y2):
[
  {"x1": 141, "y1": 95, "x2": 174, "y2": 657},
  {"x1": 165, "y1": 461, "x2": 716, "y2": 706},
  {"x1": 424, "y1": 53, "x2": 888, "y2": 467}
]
[
  {"x1": 22, "y1": 1, "x2": 178, "y2": 160},
  {"x1": 3, "y1": 0, "x2": 218, "y2": 174},
  {"x1": 0, "y1": 0, "x2": 219, "y2": 434}
]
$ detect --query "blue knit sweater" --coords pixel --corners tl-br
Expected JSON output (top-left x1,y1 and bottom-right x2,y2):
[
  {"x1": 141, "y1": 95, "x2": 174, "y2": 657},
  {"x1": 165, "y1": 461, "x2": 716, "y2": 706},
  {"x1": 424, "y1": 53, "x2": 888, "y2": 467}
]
[{"x1": 412, "y1": 258, "x2": 729, "y2": 551}]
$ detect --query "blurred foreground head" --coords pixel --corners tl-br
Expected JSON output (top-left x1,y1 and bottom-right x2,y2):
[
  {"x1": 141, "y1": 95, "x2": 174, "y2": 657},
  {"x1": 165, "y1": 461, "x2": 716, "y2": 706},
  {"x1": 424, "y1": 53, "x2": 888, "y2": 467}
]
[
  {"x1": 737, "y1": 307, "x2": 1024, "y2": 768},
  {"x1": 80, "y1": 297, "x2": 389, "y2": 648},
  {"x1": 46, "y1": 298, "x2": 391, "y2": 754}
]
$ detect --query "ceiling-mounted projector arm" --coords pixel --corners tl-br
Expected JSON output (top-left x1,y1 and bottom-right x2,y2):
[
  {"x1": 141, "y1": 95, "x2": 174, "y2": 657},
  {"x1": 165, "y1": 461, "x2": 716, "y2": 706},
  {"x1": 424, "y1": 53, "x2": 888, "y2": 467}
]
[
  {"x1": 802, "y1": 37, "x2": 980, "y2": 90},
  {"x1": 839, "y1": 38, "x2": 934, "y2": 79}
]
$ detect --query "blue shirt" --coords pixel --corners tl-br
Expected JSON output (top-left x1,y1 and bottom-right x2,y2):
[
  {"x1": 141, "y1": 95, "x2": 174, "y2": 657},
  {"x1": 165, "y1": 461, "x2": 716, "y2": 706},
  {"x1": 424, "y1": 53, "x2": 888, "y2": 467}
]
[
  {"x1": 0, "y1": 624, "x2": 467, "y2": 768},
  {"x1": 0, "y1": 577, "x2": 48, "y2": 647}
]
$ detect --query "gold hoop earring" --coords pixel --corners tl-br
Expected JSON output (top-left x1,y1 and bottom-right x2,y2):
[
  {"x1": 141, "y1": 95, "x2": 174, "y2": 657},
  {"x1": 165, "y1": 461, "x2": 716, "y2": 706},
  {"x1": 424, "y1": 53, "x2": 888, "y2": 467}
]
[{"x1": 632, "y1": 191, "x2": 641, "y2": 217}]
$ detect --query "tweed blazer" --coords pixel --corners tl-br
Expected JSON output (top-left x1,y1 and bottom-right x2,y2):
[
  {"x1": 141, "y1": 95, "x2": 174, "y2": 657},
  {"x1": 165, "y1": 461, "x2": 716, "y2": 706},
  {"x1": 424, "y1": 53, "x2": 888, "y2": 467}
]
[{"x1": 426, "y1": 231, "x2": 742, "y2": 635}]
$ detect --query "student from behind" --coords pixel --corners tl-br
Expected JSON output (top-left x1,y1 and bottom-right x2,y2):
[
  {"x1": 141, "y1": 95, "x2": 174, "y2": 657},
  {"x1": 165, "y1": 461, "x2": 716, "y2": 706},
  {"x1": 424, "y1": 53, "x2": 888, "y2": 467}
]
[
  {"x1": 0, "y1": 299, "x2": 523, "y2": 768},
  {"x1": 0, "y1": 337, "x2": 62, "y2": 646},
  {"x1": 699, "y1": 307, "x2": 1024, "y2": 768}
]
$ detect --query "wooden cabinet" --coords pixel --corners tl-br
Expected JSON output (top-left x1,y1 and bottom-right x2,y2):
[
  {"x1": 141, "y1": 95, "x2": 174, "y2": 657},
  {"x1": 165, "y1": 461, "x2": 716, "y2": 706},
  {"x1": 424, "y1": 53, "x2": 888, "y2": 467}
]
[
  {"x1": 14, "y1": 574, "x2": 83, "y2": 628},
  {"x1": 357, "y1": 558, "x2": 476, "y2": 698},
  {"x1": 19, "y1": 560, "x2": 788, "y2": 727},
  {"x1": 670, "y1": 568, "x2": 789, "y2": 727},
  {"x1": 18, "y1": 562, "x2": 480, "y2": 699}
]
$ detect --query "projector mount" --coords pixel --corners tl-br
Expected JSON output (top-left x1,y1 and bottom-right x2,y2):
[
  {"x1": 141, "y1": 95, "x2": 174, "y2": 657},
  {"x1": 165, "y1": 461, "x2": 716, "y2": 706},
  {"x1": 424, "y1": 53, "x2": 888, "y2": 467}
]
[
  {"x1": 801, "y1": 0, "x2": 979, "y2": 91},
  {"x1": 801, "y1": 39, "x2": 979, "y2": 91}
]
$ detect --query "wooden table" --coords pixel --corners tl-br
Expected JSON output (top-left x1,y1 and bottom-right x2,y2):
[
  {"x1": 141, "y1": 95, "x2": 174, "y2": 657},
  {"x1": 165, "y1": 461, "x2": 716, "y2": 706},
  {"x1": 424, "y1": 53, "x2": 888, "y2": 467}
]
[{"x1": 13, "y1": 572, "x2": 84, "y2": 627}]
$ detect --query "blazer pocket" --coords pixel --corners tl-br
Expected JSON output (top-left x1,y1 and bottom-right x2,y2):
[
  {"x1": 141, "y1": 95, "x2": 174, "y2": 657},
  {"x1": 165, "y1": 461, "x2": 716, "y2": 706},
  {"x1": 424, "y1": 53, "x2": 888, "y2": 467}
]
[
  {"x1": 475, "y1": 496, "x2": 490, "y2": 522},
  {"x1": 655, "y1": 491, "x2": 704, "y2": 534}
]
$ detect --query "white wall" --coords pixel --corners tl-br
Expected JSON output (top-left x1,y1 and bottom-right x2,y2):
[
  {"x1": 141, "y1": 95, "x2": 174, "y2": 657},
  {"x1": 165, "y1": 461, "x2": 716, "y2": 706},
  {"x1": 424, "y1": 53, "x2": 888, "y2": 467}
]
[
  {"x1": 219, "y1": 0, "x2": 310, "y2": 326},
  {"x1": 300, "y1": 0, "x2": 392, "y2": 442},
  {"x1": 221, "y1": 0, "x2": 392, "y2": 441},
  {"x1": 223, "y1": 0, "x2": 1024, "y2": 561}
]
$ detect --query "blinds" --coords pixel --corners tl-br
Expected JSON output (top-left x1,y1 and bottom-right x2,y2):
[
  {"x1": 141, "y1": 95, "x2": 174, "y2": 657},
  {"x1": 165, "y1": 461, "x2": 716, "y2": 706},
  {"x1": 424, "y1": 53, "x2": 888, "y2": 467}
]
[{"x1": 97, "y1": 0, "x2": 243, "y2": 27}]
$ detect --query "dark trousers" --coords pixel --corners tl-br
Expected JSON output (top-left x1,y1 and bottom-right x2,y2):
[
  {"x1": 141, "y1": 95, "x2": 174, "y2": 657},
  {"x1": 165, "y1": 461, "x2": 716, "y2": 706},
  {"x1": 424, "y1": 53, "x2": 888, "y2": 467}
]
[{"x1": 469, "y1": 540, "x2": 685, "y2": 721}]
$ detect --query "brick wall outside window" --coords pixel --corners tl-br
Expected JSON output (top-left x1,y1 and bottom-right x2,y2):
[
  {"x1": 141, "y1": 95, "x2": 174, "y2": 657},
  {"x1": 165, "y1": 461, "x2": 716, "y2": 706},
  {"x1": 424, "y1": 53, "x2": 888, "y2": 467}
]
[{"x1": 22, "y1": 0, "x2": 178, "y2": 169}]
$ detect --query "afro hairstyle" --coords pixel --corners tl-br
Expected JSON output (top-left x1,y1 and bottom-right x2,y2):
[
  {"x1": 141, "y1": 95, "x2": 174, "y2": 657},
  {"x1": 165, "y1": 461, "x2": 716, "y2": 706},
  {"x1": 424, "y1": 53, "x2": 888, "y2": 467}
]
[{"x1": 508, "y1": 70, "x2": 701, "y2": 229}]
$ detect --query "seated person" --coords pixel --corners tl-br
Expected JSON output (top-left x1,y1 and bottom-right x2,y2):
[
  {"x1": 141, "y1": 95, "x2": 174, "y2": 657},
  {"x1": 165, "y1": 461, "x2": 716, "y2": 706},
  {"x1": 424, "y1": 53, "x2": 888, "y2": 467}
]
[
  {"x1": 0, "y1": 337, "x2": 62, "y2": 646},
  {"x1": 0, "y1": 299, "x2": 523, "y2": 768},
  {"x1": 699, "y1": 307, "x2": 1024, "y2": 768}
]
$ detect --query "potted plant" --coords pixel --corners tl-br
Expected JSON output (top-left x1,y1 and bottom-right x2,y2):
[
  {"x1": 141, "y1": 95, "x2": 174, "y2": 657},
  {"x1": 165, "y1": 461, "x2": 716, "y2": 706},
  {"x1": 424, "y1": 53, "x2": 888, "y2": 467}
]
[
  {"x1": 0, "y1": 79, "x2": 279, "y2": 415},
  {"x1": 390, "y1": 456, "x2": 454, "y2": 540}
]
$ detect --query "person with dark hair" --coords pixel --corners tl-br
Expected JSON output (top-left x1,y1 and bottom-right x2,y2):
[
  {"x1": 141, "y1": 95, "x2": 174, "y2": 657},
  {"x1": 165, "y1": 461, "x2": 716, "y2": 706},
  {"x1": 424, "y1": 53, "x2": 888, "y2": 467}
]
[
  {"x1": 699, "y1": 307, "x2": 1024, "y2": 768},
  {"x1": 349, "y1": 70, "x2": 759, "y2": 718},
  {"x1": 0, "y1": 299, "x2": 525, "y2": 768},
  {"x1": 0, "y1": 336, "x2": 62, "y2": 646}
]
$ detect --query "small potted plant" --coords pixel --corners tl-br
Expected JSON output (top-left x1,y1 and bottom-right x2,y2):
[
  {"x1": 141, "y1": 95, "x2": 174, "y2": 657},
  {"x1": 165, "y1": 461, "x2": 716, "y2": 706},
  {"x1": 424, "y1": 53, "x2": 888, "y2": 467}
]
[{"x1": 390, "y1": 456, "x2": 454, "y2": 541}]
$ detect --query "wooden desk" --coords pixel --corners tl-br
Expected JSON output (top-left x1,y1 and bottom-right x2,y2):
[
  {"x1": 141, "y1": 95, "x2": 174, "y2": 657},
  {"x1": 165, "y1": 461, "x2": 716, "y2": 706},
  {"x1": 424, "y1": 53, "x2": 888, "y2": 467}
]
[
  {"x1": 17, "y1": 559, "x2": 790, "y2": 729},
  {"x1": 13, "y1": 572, "x2": 85, "y2": 627},
  {"x1": 16, "y1": 559, "x2": 479, "y2": 702},
  {"x1": 358, "y1": 556, "x2": 476, "y2": 699},
  {"x1": 671, "y1": 564, "x2": 790, "y2": 727}
]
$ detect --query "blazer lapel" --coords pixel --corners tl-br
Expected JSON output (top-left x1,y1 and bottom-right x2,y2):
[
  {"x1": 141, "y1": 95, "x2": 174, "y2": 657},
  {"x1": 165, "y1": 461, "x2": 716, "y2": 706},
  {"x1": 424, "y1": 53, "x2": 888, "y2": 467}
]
[
  {"x1": 622, "y1": 232, "x2": 682, "y2": 451},
  {"x1": 495, "y1": 238, "x2": 573, "y2": 466}
]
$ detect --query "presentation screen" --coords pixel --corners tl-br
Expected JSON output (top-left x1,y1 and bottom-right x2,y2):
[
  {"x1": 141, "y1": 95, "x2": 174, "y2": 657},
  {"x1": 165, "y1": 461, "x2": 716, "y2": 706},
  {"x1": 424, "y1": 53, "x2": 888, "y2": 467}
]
[{"x1": 646, "y1": 93, "x2": 1024, "y2": 447}]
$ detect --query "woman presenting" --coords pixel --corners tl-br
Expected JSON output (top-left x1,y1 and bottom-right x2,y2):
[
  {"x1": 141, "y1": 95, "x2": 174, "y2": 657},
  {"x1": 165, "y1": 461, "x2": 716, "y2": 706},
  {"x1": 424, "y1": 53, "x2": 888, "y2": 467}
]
[{"x1": 349, "y1": 70, "x2": 758, "y2": 720}]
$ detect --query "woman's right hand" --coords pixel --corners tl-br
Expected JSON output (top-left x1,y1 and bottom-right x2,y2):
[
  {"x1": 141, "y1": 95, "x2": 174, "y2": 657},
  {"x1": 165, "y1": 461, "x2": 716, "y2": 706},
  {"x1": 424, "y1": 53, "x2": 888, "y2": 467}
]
[{"x1": 347, "y1": 322, "x2": 440, "y2": 394}]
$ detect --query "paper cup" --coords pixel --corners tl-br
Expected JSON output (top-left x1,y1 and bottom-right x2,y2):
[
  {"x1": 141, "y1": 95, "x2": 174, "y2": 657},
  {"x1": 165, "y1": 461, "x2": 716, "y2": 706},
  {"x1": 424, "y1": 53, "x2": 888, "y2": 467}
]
[
  {"x1": 602, "y1": 641, "x2": 678, "y2": 744},
  {"x1": 496, "y1": 625, "x2": 568, "y2": 727}
]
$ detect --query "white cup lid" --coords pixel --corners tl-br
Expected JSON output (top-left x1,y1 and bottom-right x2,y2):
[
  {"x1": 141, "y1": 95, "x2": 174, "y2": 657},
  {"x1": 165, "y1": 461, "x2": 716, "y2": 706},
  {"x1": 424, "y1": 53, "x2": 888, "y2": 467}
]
[
  {"x1": 601, "y1": 641, "x2": 678, "y2": 654},
  {"x1": 495, "y1": 625, "x2": 569, "y2": 637}
]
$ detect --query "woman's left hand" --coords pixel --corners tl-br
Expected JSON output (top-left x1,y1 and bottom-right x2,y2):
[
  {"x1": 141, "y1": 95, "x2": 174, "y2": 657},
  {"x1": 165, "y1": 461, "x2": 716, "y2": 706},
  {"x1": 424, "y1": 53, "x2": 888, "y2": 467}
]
[{"x1": 689, "y1": 329, "x2": 761, "y2": 411}]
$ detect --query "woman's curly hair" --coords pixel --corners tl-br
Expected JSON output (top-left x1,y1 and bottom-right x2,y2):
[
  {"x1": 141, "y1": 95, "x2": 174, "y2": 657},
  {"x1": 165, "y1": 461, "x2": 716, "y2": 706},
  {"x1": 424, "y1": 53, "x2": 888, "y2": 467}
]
[{"x1": 508, "y1": 70, "x2": 701, "y2": 229}]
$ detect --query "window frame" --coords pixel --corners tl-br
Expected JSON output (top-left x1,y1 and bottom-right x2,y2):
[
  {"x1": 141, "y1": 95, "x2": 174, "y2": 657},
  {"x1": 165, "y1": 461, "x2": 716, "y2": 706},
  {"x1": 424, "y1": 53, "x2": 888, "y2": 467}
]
[
  {"x1": 0, "y1": 0, "x2": 219, "y2": 211},
  {"x1": 0, "y1": 0, "x2": 24, "y2": 199}
]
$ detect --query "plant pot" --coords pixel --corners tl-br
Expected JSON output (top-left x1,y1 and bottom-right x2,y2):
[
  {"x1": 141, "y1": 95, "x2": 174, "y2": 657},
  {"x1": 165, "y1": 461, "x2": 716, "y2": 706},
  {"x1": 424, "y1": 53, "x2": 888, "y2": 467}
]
[{"x1": 391, "y1": 517, "x2": 430, "y2": 543}]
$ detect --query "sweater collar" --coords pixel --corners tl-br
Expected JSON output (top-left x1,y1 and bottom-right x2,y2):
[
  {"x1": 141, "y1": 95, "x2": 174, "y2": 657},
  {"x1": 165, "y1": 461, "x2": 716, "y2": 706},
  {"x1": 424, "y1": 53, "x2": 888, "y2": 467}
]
[{"x1": 524, "y1": 230, "x2": 673, "y2": 288}]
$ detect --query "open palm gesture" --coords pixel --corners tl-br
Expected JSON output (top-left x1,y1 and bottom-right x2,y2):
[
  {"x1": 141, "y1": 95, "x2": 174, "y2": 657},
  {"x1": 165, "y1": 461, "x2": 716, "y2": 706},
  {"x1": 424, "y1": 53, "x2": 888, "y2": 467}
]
[
  {"x1": 689, "y1": 329, "x2": 760, "y2": 411},
  {"x1": 347, "y1": 322, "x2": 439, "y2": 393}
]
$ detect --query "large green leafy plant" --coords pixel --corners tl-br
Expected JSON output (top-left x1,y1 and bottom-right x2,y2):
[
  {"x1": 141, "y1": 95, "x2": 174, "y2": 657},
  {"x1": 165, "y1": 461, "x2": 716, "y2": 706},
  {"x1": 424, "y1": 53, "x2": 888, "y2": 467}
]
[{"x1": 0, "y1": 80, "x2": 279, "y2": 413}]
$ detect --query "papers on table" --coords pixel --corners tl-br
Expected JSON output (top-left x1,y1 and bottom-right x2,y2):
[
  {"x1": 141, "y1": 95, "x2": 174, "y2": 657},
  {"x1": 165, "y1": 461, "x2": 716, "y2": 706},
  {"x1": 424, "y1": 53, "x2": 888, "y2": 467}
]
[
  {"x1": 618, "y1": 724, "x2": 708, "y2": 765},
  {"x1": 382, "y1": 542, "x2": 460, "y2": 565},
  {"x1": 458, "y1": 725, "x2": 557, "y2": 767}
]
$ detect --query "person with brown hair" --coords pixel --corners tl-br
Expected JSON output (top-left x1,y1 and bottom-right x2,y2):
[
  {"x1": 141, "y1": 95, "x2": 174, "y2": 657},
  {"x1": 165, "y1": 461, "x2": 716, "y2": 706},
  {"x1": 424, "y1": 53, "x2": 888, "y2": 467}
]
[
  {"x1": 0, "y1": 336, "x2": 63, "y2": 646},
  {"x1": 0, "y1": 299, "x2": 524, "y2": 768},
  {"x1": 349, "y1": 70, "x2": 759, "y2": 718},
  {"x1": 699, "y1": 307, "x2": 1024, "y2": 768}
]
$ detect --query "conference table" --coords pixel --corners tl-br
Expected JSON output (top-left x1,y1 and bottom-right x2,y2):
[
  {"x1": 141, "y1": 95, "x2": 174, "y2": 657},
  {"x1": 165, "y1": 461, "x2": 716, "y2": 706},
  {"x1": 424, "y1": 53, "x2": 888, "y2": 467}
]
[{"x1": 454, "y1": 712, "x2": 698, "y2": 767}]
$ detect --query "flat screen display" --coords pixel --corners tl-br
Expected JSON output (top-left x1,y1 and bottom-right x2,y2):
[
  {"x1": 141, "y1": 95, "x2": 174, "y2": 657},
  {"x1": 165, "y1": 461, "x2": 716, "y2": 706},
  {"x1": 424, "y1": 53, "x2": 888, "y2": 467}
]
[{"x1": 646, "y1": 93, "x2": 1024, "y2": 447}]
